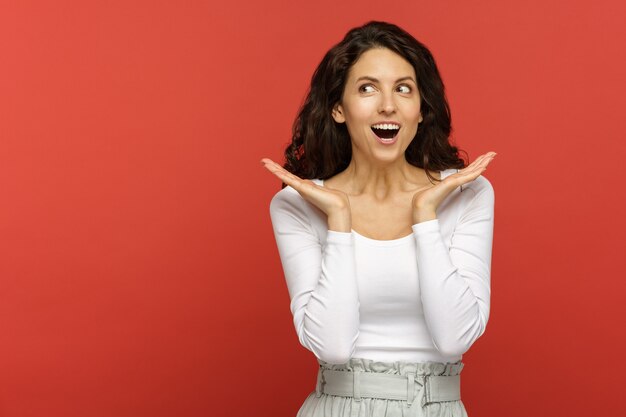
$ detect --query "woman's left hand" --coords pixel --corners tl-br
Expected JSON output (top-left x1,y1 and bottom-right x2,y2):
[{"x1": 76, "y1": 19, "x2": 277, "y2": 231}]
[{"x1": 412, "y1": 152, "x2": 497, "y2": 223}]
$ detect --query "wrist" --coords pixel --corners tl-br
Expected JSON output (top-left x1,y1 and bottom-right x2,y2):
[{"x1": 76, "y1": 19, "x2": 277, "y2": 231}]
[
  {"x1": 412, "y1": 208, "x2": 437, "y2": 224},
  {"x1": 328, "y1": 210, "x2": 352, "y2": 232}
]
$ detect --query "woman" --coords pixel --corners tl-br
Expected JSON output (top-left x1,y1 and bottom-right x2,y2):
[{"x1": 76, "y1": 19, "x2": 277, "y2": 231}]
[{"x1": 261, "y1": 21, "x2": 496, "y2": 417}]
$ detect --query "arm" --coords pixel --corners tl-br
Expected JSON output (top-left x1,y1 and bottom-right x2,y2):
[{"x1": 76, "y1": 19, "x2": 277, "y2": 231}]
[
  {"x1": 269, "y1": 187, "x2": 360, "y2": 364},
  {"x1": 412, "y1": 177, "x2": 495, "y2": 357}
]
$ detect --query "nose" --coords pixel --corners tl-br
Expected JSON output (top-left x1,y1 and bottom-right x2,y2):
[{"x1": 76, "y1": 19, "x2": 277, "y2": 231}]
[{"x1": 378, "y1": 91, "x2": 396, "y2": 114}]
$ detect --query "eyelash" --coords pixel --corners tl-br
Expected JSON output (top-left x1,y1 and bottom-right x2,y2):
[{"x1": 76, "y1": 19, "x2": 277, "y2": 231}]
[
  {"x1": 359, "y1": 84, "x2": 412, "y2": 94},
  {"x1": 397, "y1": 85, "x2": 411, "y2": 93}
]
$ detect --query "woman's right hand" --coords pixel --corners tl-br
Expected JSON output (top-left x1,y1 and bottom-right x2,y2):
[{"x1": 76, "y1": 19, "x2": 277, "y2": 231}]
[{"x1": 261, "y1": 158, "x2": 352, "y2": 232}]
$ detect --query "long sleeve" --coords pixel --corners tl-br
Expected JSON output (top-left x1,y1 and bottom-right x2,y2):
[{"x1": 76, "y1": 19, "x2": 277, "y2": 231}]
[
  {"x1": 412, "y1": 176, "x2": 495, "y2": 357},
  {"x1": 269, "y1": 186, "x2": 360, "y2": 364}
]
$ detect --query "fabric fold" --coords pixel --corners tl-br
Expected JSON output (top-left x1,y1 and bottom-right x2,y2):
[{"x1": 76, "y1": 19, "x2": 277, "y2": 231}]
[{"x1": 296, "y1": 357, "x2": 468, "y2": 417}]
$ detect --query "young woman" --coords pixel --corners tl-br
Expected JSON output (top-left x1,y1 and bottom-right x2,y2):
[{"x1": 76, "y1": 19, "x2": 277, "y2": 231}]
[{"x1": 261, "y1": 21, "x2": 496, "y2": 417}]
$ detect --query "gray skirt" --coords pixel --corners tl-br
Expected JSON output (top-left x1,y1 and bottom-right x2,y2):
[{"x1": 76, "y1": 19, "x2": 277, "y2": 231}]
[{"x1": 296, "y1": 357, "x2": 468, "y2": 417}]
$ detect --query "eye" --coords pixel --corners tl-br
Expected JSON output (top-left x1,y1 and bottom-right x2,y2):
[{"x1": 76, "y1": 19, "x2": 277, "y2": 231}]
[
  {"x1": 397, "y1": 84, "x2": 412, "y2": 94},
  {"x1": 359, "y1": 84, "x2": 376, "y2": 93}
]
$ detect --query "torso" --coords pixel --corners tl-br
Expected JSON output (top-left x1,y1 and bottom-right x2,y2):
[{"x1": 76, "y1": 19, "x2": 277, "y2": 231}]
[{"x1": 323, "y1": 167, "x2": 442, "y2": 241}]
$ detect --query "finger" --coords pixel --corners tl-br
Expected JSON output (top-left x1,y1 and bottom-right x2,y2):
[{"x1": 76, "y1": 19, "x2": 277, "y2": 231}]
[
  {"x1": 261, "y1": 160, "x2": 285, "y2": 177},
  {"x1": 474, "y1": 152, "x2": 496, "y2": 172},
  {"x1": 261, "y1": 159, "x2": 298, "y2": 181},
  {"x1": 261, "y1": 160, "x2": 299, "y2": 184},
  {"x1": 275, "y1": 166, "x2": 306, "y2": 187},
  {"x1": 457, "y1": 155, "x2": 487, "y2": 175},
  {"x1": 459, "y1": 152, "x2": 496, "y2": 175},
  {"x1": 262, "y1": 163, "x2": 290, "y2": 182},
  {"x1": 261, "y1": 161, "x2": 314, "y2": 193},
  {"x1": 456, "y1": 161, "x2": 483, "y2": 178},
  {"x1": 260, "y1": 158, "x2": 289, "y2": 174},
  {"x1": 453, "y1": 156, "x2": 496, "y2": 186},
  {"x1": 467, "y1": 152, "x2": 495, "y2": 169},
  {"x1": 268, "y1": 166, "x2": 302, "y2": 187},
  {"x1": 471, "y1": 153, "x2": 490, "y2": 166},
  {"x1": 460, "y1": 158, "x2": 491, "y2": 178},
  {"x1": 449, "y1": 155, "x2": 493, "y2": 183}
]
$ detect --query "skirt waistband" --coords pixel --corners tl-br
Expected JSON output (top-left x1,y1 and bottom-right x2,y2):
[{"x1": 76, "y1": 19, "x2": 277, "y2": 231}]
[
  {"x1": 317, "y1": 357, "x2": 464, "y2": 377},
  {"x1": 315, "y1": 357, "x2": 464, "y2": 410}
]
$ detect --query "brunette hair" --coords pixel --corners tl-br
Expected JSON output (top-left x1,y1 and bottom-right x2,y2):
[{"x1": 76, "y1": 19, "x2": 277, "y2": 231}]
[{"x1": 282, "y1": 21, "x2": 467, "y2": 185}]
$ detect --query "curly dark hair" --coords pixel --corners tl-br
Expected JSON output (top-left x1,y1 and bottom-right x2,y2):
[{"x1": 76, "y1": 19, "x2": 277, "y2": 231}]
[{"x1": 282, "y1": 21, "x2": 467, "y2": 186}]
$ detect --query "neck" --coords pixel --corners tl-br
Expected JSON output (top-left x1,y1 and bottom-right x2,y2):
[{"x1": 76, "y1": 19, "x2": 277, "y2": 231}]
[{"x1": 340, "y1": 155, "x2": 427, "y2": 199}]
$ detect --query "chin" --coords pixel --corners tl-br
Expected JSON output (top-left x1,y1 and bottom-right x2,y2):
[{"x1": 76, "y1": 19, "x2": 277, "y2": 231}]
[{"x1": 370, "y1": 150, "x2": 405, "y2": 164}]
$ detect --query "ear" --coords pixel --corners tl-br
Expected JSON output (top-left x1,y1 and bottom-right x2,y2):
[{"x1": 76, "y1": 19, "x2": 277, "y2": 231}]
[
  {"x1": 332, "y1": 103, "x2": 346, "y2": 123},
  {"x1": 418, "y1": 111, "x2": 423, "y2": 124}
]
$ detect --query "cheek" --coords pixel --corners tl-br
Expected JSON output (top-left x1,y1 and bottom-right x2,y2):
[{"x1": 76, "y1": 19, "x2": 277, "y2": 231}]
[
  {"x1": 345, "y1": 122, "x2": 370, "y2": 142},
  {"x1": 344, "y1": 98, "x2": 375, "y2": 120},
  {"x1": 346, "y1": 107, "x2": 367, "y2": 127},
  {"x1": 402, "y1": 109, "x2": 422, "y2": 127},
  {"x1": 404, "y1": 100, "x2": 422, "y2": 116}
]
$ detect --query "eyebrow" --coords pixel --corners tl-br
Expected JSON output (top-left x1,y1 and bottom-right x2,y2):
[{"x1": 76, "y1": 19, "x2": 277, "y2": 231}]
[{"x1": 355, "y1": 76, "x2": 416, "y2": 84}]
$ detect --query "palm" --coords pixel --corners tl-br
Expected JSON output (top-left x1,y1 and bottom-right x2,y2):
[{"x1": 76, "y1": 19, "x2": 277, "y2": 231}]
[
  {"x1": 261, "y1": 158, "x2": 350, "y2": 215},
  {"x1": 413, "y1": 152, "x2": 496, "y2": 211}
]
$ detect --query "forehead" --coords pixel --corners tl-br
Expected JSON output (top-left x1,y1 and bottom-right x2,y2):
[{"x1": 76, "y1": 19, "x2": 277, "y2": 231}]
[{"x1": 347, "y1": 47, "x2": 416, "y2": 81}]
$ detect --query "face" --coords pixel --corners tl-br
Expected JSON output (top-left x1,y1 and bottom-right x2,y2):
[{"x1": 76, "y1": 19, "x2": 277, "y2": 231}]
[{"x1": 332, "y1": 47, "x2": 423, "y2": 164}]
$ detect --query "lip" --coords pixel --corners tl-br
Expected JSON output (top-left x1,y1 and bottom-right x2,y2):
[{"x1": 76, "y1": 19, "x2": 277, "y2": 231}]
[{"x1": 370, "y1": 121, "x2": 401, "y2": 145}]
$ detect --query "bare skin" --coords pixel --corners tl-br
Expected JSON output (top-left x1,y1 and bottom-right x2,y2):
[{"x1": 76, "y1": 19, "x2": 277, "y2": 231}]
[
  {"x1": 261, "y1": 153, "x2": 495, "y2": 239},
  {"x1": 261, "y1": 47, "x2": 496, "y2": 239}
]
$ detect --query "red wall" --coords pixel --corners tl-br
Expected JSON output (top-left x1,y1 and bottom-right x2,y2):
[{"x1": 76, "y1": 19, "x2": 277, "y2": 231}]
[{"x1": 1, "y1": 1, "x2": 625, "y2": 416}]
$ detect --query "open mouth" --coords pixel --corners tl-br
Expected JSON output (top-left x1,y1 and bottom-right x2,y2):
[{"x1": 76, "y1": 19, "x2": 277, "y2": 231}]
[{"x1": 371, "y1": 123, "x2": 400, "y2": 139}]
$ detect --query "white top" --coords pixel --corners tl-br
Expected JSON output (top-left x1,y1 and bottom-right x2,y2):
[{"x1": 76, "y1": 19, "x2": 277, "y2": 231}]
[{"x1": 269, "y1": 168, "x2": 495, "y2": 365}]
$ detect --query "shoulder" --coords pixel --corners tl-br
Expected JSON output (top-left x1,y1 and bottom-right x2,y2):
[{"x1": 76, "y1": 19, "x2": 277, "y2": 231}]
[
  {"x1": 269, "y1": 179, "x2": 325, "y2": 213},
  {"x1": 439, "y1": 170, "x2": 494, "y2": 225},
  {"x1": 269, "y1": 185, "x2": 318, "y2": 230},
  {"x1": 270, "y1": 185, "x2": 305, "y2": 214},
  {"x1": 269, "y1": 184, "x2": 328, "y2": 240},
  {"x1": 457, "y1": 175, "x2": 495, "y2": 224},
  {"x1": 466, "y1": 175, "x2": 494, "y2": 202}
]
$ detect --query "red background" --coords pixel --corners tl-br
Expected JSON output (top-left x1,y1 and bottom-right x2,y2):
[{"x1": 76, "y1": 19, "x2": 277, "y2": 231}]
[{"x1": 1, "y1": 1, "x2": 625, "y2": 416}]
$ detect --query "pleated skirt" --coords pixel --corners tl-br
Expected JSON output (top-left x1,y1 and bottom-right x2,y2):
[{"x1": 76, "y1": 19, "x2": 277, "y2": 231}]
[{"x1": 296, "y1": 357, "x2": 468, "y2": 417}]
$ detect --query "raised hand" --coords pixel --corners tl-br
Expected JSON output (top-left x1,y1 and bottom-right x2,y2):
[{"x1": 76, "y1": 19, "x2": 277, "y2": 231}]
[
  {"x1": 412, "y1": 152, "x2": 497, "y2": 223},
  {"x1": 261, "y1": 158, "x2": 352, "y2": 232}
]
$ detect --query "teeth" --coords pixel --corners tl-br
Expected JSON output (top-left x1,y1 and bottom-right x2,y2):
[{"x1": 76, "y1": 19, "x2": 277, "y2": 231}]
[{"x1": 371, "y1": 123, "x2": 400, "y2": 130}]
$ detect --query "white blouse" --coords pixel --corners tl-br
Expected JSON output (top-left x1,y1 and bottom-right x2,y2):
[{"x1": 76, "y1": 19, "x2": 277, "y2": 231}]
[{"x1": 269, "y1": 169, "x2": 495, "y2": 364}]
